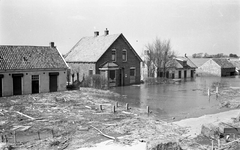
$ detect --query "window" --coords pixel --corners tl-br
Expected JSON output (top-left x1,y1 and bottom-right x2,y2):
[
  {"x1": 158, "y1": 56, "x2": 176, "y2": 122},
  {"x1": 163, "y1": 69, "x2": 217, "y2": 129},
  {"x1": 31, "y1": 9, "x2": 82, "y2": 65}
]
[
  {"x1": 130, "y1": 68, "x2": 136, "y2": 76},
  {"x1": 122, "y1": 49, "x2": 127, "y2": 62},
  {"x1": 89, "y1": 70, "x2": 93, "y2": 76},
  {"x1": 112, "y1": 49, "x2": 116, "y2": 61}
]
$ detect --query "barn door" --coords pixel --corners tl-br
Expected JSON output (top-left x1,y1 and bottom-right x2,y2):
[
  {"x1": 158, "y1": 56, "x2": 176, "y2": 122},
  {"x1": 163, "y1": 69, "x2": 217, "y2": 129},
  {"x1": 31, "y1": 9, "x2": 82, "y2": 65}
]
[
  {"x1": 49, "y1": 72, "x2": 59, "y2": 92},
  {"x1": 12, "y1": 74, "x2": 23, "y2": 95},
  {"x1": 32, "y1": 75, "x2": 39, "y2": 94}
]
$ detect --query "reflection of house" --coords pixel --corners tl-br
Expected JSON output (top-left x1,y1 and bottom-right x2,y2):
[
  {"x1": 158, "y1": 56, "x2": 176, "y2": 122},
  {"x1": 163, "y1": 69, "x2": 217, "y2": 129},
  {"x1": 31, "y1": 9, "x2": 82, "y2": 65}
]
[
  {"x1": 0, "y1": 42, "x2": 68, "y2": 97},
  {"x1": 65, "y1": 29, "x2": 142, "y2": 86},
  {"x1": 158, "y1": 56, "x2": 197, "y2": 79},
  {"x1": 198, "y1": 58, "x2": 235, "y2": 76}
]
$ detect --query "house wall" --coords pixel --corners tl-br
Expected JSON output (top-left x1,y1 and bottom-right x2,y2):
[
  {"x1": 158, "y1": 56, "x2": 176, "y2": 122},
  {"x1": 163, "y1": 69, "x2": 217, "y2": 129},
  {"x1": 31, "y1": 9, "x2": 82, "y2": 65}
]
[
  {"x1": 221, "y1": 68, "x2": 236, "y2": 76},
  {"x1": 96, "y1": 36, "x2": 141, "y2": 86},
  {"x1": 169, "y1": 69, "x2": 194, "y2": 79},
  {"x1": 0, "y1": 70, "x2": 67, "y2": 97},
  {"x1": 197, "y1": 59, "x2": 221, "y2": 76},
  {"x1": 67, "y1": 62, "x2": 96, "y2": 82}
]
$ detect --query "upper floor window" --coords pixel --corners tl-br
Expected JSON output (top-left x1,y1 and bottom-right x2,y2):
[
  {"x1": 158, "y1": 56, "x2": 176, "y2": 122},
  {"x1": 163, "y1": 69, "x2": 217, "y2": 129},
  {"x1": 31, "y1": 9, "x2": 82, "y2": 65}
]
[
  {"x1": 112, "y1": 49, "x2": 116, "y2": 61},
  {"x1": 122, "y1": 49, "x2": 127, "y2": 62}
]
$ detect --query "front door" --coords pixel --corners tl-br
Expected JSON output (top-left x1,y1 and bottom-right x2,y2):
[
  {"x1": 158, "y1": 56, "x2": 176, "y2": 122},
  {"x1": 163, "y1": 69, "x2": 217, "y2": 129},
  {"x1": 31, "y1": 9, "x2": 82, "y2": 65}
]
[
  {"x1": 184, "y1": 70, "x2": 187, "y2": 78},
  {"x1": 32, "y1": 75, "x2": 39, "y2": 94},
  {"x1": 178, "y1": 71, "x2": 181, "y2": 78},
  {"x1": 13, "y1": 76, "x2": 22, "y2": 95},
  {"x1": 49, "y1": 75, "x2": 58, "y2": 92}
]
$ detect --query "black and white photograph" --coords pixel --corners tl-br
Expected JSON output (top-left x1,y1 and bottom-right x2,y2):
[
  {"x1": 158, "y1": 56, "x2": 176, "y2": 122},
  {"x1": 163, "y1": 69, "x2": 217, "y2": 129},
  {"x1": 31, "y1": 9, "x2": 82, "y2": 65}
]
[{"x1": 0, "y1": 0, "x2": 240, "y2": 149}]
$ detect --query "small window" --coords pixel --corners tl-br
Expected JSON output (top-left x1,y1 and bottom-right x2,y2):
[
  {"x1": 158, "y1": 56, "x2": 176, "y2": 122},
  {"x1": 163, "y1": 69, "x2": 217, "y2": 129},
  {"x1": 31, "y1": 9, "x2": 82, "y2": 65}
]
[
  {"x1": 122, "y1": 49, "x2": 127, "y2": 62},
  {"x1": 130, "y1": 68, "x2": 136, "y2": 76},
  {"x1": 89, "y1": 70, "x2": 93, "y2": 76},
  {"x1": 112, "y1": 49, "x2": 116, "y2": 61},
  {"x1": 32, "y1": 75, "x2": 39, "y2": 81}
]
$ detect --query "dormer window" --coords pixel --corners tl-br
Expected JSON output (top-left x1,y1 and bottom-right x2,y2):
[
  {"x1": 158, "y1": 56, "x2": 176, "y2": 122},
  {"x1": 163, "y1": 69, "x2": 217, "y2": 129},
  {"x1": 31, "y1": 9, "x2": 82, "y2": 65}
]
[
  {"x1": 122, "y1": 49, "x2": 127, "y2": 62},
  {"x1": 112, "y1": 49, "x2": 116, "y2": 61}
]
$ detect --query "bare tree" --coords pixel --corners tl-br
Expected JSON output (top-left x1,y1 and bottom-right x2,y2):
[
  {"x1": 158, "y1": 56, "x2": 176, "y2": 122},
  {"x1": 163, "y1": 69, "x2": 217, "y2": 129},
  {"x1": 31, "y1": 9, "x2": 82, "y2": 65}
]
[{"x1": 145, "y1": 37, "x2": 175, "y2": 78}]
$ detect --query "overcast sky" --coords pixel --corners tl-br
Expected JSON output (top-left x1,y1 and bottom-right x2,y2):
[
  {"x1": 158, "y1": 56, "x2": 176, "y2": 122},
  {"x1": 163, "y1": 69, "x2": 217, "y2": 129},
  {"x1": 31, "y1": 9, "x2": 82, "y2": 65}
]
[{"x1": 1, "y1": 0, "x2": 239, "y2": 56}]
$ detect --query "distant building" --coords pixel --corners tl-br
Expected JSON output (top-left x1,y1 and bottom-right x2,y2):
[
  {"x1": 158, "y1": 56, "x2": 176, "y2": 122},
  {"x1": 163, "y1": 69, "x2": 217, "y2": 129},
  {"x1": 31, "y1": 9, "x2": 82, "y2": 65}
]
[
  {"x1": 198, "y1": 58, "x2": 235, "y2": 76},
  {"x1": 65, "y1": 29, "x2": 142, "y2": 86},
  {"x1": 158, "y1": 56, "x2": 197, "y2": 79},
  {"x1": 0, "y1": 42, "x2": 69, "y2": 97},
  {"x1": 141, "y1": 55, "x2": 197, "y2": 80}
]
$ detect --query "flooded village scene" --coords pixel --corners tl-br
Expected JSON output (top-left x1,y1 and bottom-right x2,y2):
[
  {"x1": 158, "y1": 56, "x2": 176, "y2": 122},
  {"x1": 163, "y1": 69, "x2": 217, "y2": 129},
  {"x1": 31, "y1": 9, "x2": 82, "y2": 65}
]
[{"x1": 1, "y1": 0, "x2": 240, "y2": 150}]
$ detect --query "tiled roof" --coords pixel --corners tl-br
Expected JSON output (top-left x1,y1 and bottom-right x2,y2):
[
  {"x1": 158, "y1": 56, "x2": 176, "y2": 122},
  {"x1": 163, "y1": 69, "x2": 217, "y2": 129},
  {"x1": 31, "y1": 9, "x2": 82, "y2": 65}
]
[
  {"x1": 0, "y1": 45, "x2": 68, "y2": 70},
  {"x1": 165, "y1": 57, "x2": 197, "y2": 69},
  {"x1": 65, "y1": 34, "x2": 121, "y2": 62},
  {"x1": 212, "y1": 58, "x2": 235, "y2": 68}
]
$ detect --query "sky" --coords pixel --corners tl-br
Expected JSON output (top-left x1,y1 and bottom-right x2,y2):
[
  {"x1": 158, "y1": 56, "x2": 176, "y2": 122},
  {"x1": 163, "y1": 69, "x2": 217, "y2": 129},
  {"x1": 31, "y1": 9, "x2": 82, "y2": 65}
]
[{"x1": 0, "y1": 0, "x2": 239, "y2": 56}]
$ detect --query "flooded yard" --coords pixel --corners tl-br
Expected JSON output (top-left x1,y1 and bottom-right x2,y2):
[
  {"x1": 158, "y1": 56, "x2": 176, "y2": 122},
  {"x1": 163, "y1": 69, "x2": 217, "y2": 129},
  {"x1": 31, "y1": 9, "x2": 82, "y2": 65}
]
[{"x1": 110, "y1": 76, "x2": 240, "y2": 120}]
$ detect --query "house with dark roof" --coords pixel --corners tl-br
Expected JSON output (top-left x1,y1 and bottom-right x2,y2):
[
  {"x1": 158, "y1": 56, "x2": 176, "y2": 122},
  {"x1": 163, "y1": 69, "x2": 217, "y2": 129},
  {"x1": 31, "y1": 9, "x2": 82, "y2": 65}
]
[
  {"x1": 198, "y1": 58, "x2": 235, "y2": 76},
  {"x1": 65, "y1": 29, "x2": 142, "y2": 86},
  {"x1": 158, "y1": 56, "x2": 197, "y2": 79},
  {"x1": 0, "y1": 42, "x2": 68, "y2": 97}
]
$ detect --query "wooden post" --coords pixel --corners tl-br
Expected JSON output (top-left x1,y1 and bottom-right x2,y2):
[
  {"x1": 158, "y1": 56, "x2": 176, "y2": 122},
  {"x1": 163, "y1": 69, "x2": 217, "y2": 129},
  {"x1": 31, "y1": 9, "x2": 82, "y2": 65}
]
[
  {"x1": 1, "y1": 134, "x2": 3, "y2": 142},
  {"x1": 126, "y1": 103, "x2": 129, "y2": 110},
  {"x1": 216, "y1": 86, "x2": 219, "y2": 94},
  {"x1": 115, "y1": 102, "x2": 118, "y2": 108},
  {"x1": 147, "y1": 106, "x2": 150, "y2": 114},
  {"x1": 112, "y1": 105, "x2": 116, "y2": 113},
  {"x1": 211, "y1": 140, "x2": 214, "y2": 150},
  {"x1": 99, "y1": 104, "x2": 102, "y2": 111},
  {"x1": 218, "y1": 139, "x2": 220, "y2": 149},
  {"x1": 52, "y1": 129, "x2": 54, "y2": 138},
  {"x1": 5, "y1": 135, "x2": 8, "y2": 143},
  {"x1": 14, "y1": 131, "x2": 17, "y2": 143},
  {"x1": 37, "y1": 131, "x2": 41, "y2": 140},
  {"x1": 208, "y1": 88, "x2": 210, "y2": 97}
]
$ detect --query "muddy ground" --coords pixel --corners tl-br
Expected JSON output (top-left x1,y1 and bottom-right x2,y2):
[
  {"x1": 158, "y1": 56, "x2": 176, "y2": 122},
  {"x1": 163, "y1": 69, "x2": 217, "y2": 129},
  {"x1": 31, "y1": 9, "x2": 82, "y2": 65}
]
[{"x1": 0, "y1": 86, "x2": 240, "y2": 150}]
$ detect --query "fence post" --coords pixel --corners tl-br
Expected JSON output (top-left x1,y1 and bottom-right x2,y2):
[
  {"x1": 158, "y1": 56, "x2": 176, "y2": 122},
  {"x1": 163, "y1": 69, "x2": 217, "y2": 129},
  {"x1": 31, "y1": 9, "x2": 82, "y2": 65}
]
[
  {"x1": 37, "y1": 131, "x2": 41, "y2": 140},
  {"x1": 126, "y1": 103, "x2": 129, "y2": 110},
  {"x1": 147, "y1": 106, "x2": 150, "y2": 114},
  {"x1": 99, "y1": 104, "x2": 102, "y2": 111},
  {"x1": 208, "y1": 88, "x2": 210, "y2": 97},
  {"x1": 52, "y1": 129, "x2": 54, "y2": 138},
  {"x1": 14, "y1": 131, "x2": 17, "y2": 143},
  {"x1": 112, "y1": 105, "x2": 116, "y2": 113}
]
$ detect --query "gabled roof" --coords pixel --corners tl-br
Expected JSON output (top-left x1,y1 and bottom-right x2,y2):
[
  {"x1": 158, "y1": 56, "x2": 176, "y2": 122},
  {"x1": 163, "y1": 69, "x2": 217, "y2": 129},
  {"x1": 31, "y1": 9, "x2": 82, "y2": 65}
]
[
  {"x1": 0, "y1": 45, "x2": 68, "y2": 70},
  {"x1": 165, "y1": 57, "x2": 197, "y2": 69},
  {"x1": 212, "y1": 58, "x2": 235, "y2": 68},
  {"x1": 65, "y1": 33, "x2": 142, "y2": 62}
]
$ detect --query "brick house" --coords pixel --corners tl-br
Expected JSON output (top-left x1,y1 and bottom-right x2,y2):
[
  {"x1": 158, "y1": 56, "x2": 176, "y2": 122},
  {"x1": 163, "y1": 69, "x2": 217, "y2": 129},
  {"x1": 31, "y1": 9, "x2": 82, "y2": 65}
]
[
  {"x1": 0, "y1": 42, "x2": 68, "y2": 97},
  {"x1": 158, "y1": 56, "x2": 197, "y2": 79},
  {"x1": 65, "y1": 29, "x2": 142, "y2": 86},
  {"x1": 198, "y1": 58, "x2": 235, "y2": 76}
]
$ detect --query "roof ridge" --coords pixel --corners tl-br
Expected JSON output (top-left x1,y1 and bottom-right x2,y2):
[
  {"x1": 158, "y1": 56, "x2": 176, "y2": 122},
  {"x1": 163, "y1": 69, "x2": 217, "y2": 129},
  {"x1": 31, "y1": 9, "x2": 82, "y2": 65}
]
[{"x1": 0, "y1": 45, "x2": 51, "y2": 47}]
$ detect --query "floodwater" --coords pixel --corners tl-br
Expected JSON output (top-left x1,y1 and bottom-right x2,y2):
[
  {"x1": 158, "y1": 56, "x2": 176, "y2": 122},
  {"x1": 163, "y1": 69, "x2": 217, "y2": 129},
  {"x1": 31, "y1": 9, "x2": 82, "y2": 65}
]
[{"x1": 110, "y1": 76, "x2": 240, "y2": 121}]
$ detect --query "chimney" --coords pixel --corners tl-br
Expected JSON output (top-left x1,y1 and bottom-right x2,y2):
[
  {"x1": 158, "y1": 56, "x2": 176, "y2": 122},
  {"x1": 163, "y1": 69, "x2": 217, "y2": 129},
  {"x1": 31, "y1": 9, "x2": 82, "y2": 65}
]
[
  {"x1": 50, "y1": 42, "x2": 55, "y2": 48},
  {"x1": 104, "y1": 28, "x2": 109, "y2": 36},
  {"x1": 94, "y1": 31, "x2": 99, "y2": 37}
]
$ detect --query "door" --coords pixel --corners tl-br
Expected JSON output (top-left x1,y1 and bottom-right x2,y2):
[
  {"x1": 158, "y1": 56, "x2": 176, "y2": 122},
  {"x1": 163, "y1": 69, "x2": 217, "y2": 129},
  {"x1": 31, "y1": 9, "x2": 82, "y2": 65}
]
[
  {"x1": 178, "y1": 71, "x2": 181, "y2": 78},
  {"x1": 191, "y1": 70, "x2": 194, "y2": 78},
  {"x1": 49, "y1": 75, "x2": 58, "y2": 92},
  {"x1": 0, "y1": 77, "x2": 2, "y2": 97},
  {"x1": 184, "y1": 70, "x2": 187, "y2": 78},
  {"x1": 32, "y1": 75, "x2": 39, "y2": 94},
  {"x1": 13, "y1": 76, "x2": 22, "y2": 95}
]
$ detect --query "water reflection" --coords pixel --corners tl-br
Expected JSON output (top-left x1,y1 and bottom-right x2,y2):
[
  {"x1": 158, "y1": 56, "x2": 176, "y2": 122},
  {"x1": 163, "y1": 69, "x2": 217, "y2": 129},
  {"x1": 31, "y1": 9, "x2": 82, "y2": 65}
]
[{"x1": 110, "y1": 76, "x2": 240, "y2": 120}]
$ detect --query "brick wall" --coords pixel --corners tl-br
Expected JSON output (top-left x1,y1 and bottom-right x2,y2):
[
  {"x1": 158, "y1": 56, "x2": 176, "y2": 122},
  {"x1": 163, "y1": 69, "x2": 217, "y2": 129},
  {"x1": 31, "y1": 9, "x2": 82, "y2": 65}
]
[{"x1": 97, "y1": 36, "x2": 141, "y2": 86}]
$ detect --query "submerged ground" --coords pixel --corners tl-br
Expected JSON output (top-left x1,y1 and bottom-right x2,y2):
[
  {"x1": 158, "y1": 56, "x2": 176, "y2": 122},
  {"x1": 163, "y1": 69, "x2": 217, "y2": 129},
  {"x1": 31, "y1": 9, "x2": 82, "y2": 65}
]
[{"x1": 0, "y1": 84, "x2": 240, "y2": 150}]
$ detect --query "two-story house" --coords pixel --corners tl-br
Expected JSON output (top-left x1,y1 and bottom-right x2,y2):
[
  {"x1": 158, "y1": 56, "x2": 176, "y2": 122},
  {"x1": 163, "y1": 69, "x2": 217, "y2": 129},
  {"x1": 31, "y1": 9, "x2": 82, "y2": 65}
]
[{"x1": 65, "y1": 29, "x2": 142, "y2": 86}]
